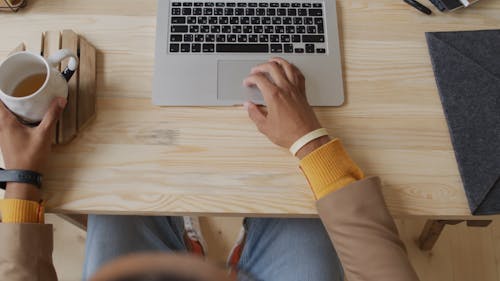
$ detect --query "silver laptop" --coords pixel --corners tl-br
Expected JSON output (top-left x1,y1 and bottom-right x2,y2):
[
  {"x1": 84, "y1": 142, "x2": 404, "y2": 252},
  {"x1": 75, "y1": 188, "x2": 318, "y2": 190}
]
[{"x1": 153, "y1": 0, "x2": 344, "y2": 106}]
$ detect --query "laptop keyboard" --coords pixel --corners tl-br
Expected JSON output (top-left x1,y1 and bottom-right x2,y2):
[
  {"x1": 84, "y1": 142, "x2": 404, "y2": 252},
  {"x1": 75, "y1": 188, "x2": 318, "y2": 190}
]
[{"x1": 168, "y1": 1, "x2": 327, "y2": 54}]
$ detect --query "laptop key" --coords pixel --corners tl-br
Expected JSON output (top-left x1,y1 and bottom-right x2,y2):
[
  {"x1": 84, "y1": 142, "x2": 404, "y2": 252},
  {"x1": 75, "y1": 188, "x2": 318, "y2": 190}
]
[
  {"x1": 309, "y1": 9, "x2": 323, "y2": 16},
  {"x1": 227, "y1": 35, "x2": 237, "y2": 42},
  {"x1": 245, "y1": 8, "x2": 255, "y2": 15},
  {"x1": 237, "y1": 2, "x2": 247, "y2": 7},
  {"x1": 187, "y1": 16, "x2": 197, "y2": 24},
  {"x1": 170, "y1": 34, "x2": 182, "y2": 42},
  {"x1": 254, "y1": 26, "x2": 263, "y2": 33},
  {"x1": 235, "y1": 8, "x2": 244, "y2": 15},
  {"x1": 211, "y1": 25, "x2": 221, "y2": 33},
  {"x1": 249, "y1": 35, "x2": 258, "y2": 42},
  {"x1": 216, "y1": 2, "x2": 225, "y2": 7},
  {"x1": 195, "y1": 34, "x2": 205, "y2": 42},
  {"x1": 241, "y1": 17, "x2": 250, "y2": 24},
  {"x1": 182, "y1": 2, "x2": 192, "y2": 6},
  {"x1": 277, "y1": 8, "x2": 286, "y2": 16},
  {"x1": 171, "y1": 17, "x2": 186, "y2": 24},
  {"x1": 224, "y1": 8, "x2": 234, "y2": 15},
  {"x1": 238, "y1": 35, "x2": 248, "y2": 42},
  {"x1": 198, "y1": 16, "x2": 208, "y2": 24},
  {"x1": 275, "y1": 26, "x2": 285, "y2": 33},
  {"x1": 203, "y1": 8, "x2": 213, "y2": 15},
  {"x1": 316, "y1": 48, "x2": 326, "y2": 53},
  {"x1": 181, "y1": 43, "x2": 190, "y2": 52},
  {"x1": 249, "y1": 2, "x2": 257, "y2": 7},
  {"x1": 294, "y1": 48, "x2": 304, "y2": 53},
  {"x1": 203, "y1": 44, "x2": 215, "y2": 52},
  {"x1": 216, "y1": 34, "x2": 226, "y2": 42},
  {"x1": 287, "y1": 8, "x2": 297, "y2": 16},
  {"x1": 251, "y1": 17, "x2": 260, "y2": 24},
  {"x1": 298, "y1": 9, "x2": 308, "y2": 16},
  {"x1": 259, "y1": 34, "x2": 269, "y2": 42},
  {"x1": 297, "y1": 26, "x2": 305, "y2": 33},
  {"x1": 270, "y1": 35, "x2": 280, "y2": 42},
  {"x1": 271, "y1": 44, "x2": 283, "y2": 53},
  {"x1": 292, "y1": 3, "x2": 301, "y2": 7},
  {"x1": 267, "y1": 8, "x2": 276, "y2": 16},
  {"x1": 204, "y1": 2, "x2": 214, "y2": 6},
  {"x1": 182, "y1": 8, "x2": 192, "y2": 15},
  {"x1": 302, "y1": 3, "x2": 312, "y2": 7},
  {"x1": 184, "y1": 34, "x2": 193, "y2": 42},
  {"x1": 170, "y1": 43, "x2": 180, "y2": 52},
  {"x1": 230, "y1": 17, "x2": 239, "y2": 24},
  {"x1": 193, "y1": 8, "x2": 202, "y2": 15},
  {"x1": 172, "y1": 2, "x2": 181, "y2": 6},
  {"x1": 305, "y1": 17, "x2": 313, "y2": 25},
  {"x1": 286, "y1": 26, "x2": 295, "y2": 33},
  {"x1": 243, "y1": 25, "x2": 253, "y2": 33},
  {"x1": 307, "y1": 26, "x2": 317, "y2": 34},
  {"x1": 256, "y1": 8, "x2": 265, "y2": 15},
  {"x1": 194, "y1": 2, "x2": 203, "y2": 6},
  {"x1": 232, "y1": 25, "x2": 242, "y2": 33},
  {"x1": 281, "y1": 2, "x2": 290, "y2": 7},
  {"x1": 293, "y1": 17, "x2": 302, "y2": 24},
  {"x1": 292, "y1": 35, "x2": 301, "y2": 42},
  {"x1": 272, "y1": 17, "x2": 282, "y2": 24},
  {"x1": 284, "y1": 44, "x2": 294, "y2": 53},
  {"x1": 283, "y1": 17, "x2": 293, "y2": 25},
  {"x1": 226, "y1": 2, "x2": 236, "y2": 7},
  {"x1": 302, "y1": 35, "x2": 325, "y2": 42},
  {"x1": 201, "y1": 25, "x2": 210, "y2": 33},
  {"x1": 306, "y1": 44, "x2": 315, "y2": 53},
  {"x1": 205, "y1": 34, "x2": 215, "y2": 42},
  {"x1": 172, "y1": 8, "x2": 181, "y2": 15},
  {"x1": 219, "y1": 17, "x2": 229, "y2": 24},
  {"x1": 281, "y1": 35, "x2": 290, "y2": 42},
  {"x1": 313, "y1": 3, "x2": 322, "y2": 7},
  {"x1": 171, "y1": 25, "x2": 188, "y2": 33},
  {"x1": 259, "y1": 3, "x2": 268, "y2": 7},
  {"x1": 262, "y1": 17, "x2": 271, "y2": 24},
  {"x1": 189, "y1": 25, "x2": 199, "y2": 33},
  {"x1": 216, "y1": 44, "x2": 269, "y2": 53},
  {"x1": 215, "y1": 8, "x2": 223, "y2": 15},
  {"x1": 264, "y1": 26, "x2": 274, "y2": 33},
  {"x1": 209, "y1": 17, "x2": 218, "y2": 24},
  {"x1": 222, "y1": 25, "x2": 231, "y2": 33}
]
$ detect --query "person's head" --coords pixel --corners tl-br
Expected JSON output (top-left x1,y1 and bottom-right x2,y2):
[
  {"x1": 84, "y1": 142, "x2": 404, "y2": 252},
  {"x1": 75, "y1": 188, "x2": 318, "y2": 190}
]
[{"x1": 90, "y1": 253, "x2": 234, "y2": 281}]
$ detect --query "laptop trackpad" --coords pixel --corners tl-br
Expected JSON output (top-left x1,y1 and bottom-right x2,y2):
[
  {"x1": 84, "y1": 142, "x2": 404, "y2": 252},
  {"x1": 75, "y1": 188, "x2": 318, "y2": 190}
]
[{"x1": 217, "y1": 60, "x2": 265, "y2": 104}]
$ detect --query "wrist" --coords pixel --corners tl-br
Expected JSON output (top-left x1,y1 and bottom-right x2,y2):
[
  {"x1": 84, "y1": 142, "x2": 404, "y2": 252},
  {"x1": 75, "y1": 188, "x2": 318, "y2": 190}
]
[
  {"x1": 4, "y1": 182, "x2": 42, "y2": 202},
  {"x1": 295, "y1": 136, "x2": 331, "y2": 160}
]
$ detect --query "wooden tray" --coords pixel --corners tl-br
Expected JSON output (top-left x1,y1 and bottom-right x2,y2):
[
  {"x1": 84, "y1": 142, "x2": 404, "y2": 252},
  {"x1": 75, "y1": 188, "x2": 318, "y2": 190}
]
[{"x1": 9, "y1": 30, "x2": 96, "y2": 144}]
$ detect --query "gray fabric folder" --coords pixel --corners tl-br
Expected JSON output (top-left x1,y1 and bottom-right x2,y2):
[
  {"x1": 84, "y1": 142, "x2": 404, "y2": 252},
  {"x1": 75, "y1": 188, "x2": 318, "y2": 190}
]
[{"x1": 426, "y1": 30, "x2": 500, "y2": 215}]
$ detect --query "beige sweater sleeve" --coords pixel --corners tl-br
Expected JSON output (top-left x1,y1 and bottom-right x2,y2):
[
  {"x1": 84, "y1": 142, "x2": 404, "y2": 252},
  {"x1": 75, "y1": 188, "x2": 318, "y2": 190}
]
[
  {"x1": 0, "y1": 223, "x2": 57, "y2": 281},
  {"x1": 316, "y1": 177, "x2": 420, "y2": 281}
]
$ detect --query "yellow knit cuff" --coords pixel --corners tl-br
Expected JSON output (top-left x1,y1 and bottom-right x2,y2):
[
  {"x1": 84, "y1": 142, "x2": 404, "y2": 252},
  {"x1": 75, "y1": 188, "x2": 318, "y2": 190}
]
[
  {"x1": 300, "y1": 139, "x2": 364, "y2": 199},
  {"x1": 0, "y1": 199, "x2": 44, "y2": 223}
]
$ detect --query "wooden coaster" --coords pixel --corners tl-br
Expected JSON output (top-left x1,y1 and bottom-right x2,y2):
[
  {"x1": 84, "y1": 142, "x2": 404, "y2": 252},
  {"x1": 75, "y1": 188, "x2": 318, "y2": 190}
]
[{"x1": 8, "y1": 30, "x2": 96, "y2": 144}]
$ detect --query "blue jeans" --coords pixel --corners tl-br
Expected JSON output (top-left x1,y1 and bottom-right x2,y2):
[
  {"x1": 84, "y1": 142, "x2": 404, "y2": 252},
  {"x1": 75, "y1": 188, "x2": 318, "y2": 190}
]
[{"x1": 83, "y1": 216, "x2": 343, "y2": 281}]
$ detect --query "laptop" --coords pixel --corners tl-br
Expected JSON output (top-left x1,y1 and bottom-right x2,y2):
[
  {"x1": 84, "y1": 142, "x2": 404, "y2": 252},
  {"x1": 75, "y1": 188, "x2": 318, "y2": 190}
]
[{"x1": 153, "y1": 0, "x2": 344, "y2": 106}]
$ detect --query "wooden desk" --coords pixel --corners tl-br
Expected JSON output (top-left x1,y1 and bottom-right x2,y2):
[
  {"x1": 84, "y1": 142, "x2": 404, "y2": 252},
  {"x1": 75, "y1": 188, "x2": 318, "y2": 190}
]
[{"x1": 1, "y1": 0, "x2": 499, "y2": 218}]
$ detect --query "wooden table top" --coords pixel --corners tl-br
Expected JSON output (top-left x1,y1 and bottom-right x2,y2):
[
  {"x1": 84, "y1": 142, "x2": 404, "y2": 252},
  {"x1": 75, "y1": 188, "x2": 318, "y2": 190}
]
[{"x1": 1, "y1": 0, "x2": 498, "y2": 218}]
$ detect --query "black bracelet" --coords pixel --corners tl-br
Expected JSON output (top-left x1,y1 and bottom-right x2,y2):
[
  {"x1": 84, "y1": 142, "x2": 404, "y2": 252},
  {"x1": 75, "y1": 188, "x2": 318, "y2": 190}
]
[{"x1": 0, "y1": 168, "x2": 43, "y2": 190}]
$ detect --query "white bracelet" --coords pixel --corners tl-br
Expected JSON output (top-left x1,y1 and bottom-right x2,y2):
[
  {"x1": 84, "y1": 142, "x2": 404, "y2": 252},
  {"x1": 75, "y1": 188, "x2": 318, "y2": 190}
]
[{"x1": 289, "y1": 128, "x2": 329, "y2": 156}]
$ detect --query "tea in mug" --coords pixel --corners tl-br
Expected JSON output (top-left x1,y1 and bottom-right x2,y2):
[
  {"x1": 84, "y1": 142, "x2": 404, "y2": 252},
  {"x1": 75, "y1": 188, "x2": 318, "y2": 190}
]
[{"x1": 11, "y1": 73, "x2": 46, "y2": 98}]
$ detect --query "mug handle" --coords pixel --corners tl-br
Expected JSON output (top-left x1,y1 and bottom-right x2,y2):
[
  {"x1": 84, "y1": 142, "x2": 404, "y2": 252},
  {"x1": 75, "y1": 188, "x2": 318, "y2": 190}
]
[{"x1": 47, "y1": 49, "x2": 79, "y2": 82}]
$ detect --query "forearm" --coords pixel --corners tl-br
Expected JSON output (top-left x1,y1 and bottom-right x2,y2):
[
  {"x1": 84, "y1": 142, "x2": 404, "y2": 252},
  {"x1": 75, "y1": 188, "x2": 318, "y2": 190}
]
[{"x1": 1, "y1": 183, "x2": 43, "y2": 223}]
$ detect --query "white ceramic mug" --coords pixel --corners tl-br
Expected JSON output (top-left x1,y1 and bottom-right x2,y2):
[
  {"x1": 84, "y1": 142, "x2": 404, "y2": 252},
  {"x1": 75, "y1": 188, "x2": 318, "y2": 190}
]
[{"x1": 0, "y1": 50, "x2": 79, "y2": 123}]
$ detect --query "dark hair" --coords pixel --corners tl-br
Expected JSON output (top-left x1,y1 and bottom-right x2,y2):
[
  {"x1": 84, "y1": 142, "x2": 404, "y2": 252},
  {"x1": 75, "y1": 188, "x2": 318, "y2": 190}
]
[{"x1": 113, "y1": 273, "x2": 201, "y2": 281}]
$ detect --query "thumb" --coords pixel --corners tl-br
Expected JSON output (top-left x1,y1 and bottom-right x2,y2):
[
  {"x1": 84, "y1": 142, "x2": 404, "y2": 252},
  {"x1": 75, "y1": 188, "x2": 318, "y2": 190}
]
[
  {"x1": 244, "y1": 101, "x2": 267, "y2": 131},
  {"x1": 38, "y1": 98, "x2": 67, "y2": 133}
]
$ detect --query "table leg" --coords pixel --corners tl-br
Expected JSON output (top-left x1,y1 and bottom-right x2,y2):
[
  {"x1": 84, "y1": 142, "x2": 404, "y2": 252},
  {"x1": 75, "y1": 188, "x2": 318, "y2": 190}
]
[{"x1": 418, "y1": 219, "x2": 463, "y2": 251}]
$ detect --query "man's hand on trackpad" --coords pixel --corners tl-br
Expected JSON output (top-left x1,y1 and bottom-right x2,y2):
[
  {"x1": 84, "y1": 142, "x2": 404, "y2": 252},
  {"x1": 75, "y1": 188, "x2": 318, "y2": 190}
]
[{"x1": 243, "y1": 58, "x2": 330, "y2": 159}]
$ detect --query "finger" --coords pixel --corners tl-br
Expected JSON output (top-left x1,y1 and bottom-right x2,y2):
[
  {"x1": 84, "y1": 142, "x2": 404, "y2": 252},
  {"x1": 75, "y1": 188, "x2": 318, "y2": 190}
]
[
  {"x1": 269, "y1": 57, "x2": 296, "y2": 84},
  {"x1": 0, "y1": 102, "x2": 16, "y2": 123},
  {"x1": 243, "y1": 73, "x2": 279, "y2": 106},
  {"x1": 244, "y1": 101, "x2": 267, "y2": 132},
  {"x1": 250, "y1": 61, "x2": 289, "y2": 88},
  {"x1": 38, "y1": 98, "x2": 67, "y2": 133}
]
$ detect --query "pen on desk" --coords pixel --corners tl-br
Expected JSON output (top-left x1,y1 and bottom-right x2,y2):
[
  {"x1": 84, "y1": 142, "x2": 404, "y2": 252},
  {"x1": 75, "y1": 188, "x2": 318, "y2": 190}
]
[{"x1": 403, "y1": 0, "x2": 433, "y2": 15}]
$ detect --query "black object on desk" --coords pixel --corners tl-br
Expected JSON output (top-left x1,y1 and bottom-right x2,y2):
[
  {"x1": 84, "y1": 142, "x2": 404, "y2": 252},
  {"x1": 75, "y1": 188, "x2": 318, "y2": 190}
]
[
  {"x1": 404, "y1": 0, "x2": 433, "y2": 15},
  {"x1": 426, "y1": 29, "x2": 500, "y2": 215}
]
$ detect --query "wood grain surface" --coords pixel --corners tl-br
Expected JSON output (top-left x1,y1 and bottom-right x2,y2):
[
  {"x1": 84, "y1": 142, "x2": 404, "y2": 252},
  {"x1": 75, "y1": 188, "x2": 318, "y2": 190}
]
[{"x1": 0, "y1": 0, "x2": 499, "y2": 217}]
